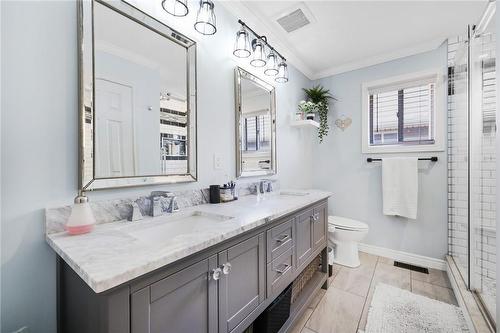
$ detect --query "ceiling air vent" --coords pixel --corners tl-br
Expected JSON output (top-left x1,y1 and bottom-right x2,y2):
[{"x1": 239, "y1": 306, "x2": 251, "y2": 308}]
[{"x1": 276, "y1": 8, "x2": 311, "y2": 33}]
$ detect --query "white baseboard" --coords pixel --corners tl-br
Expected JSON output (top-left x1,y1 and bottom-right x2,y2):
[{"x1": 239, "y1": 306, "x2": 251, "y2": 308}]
[{"x1": 358, "y1": 243, "x2": 446, "y2": 271}]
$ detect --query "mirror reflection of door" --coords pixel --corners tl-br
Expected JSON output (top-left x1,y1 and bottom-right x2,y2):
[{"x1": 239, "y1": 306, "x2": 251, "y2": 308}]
[
  {"x1": 93, "y1": 1, "x2": 188, "y2": 178},
  {"x1": 95, "y1": 79, "x2": 135, "y2": 177},
  {"x1": 240, "y1": 79, "x2": 272, "y2": 172}
]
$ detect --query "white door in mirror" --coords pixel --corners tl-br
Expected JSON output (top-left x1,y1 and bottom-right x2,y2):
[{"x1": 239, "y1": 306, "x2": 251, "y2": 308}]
[{"x1": 95, "y1": 79, "x2": 135, "y2": 177}]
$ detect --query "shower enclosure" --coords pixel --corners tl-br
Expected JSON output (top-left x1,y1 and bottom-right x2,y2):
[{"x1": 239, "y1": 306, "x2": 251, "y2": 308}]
[{"x1": 448, "y1": 6, "x2": 496, "y2": 325}]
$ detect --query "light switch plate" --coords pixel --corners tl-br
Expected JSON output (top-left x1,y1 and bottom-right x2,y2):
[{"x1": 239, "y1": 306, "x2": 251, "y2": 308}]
[{"x1": 213, "y1": 154, "x2": 223, "y2": 170}]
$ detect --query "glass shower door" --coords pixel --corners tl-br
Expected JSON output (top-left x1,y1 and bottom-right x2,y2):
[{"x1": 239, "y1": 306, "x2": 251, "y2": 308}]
[
  {"x1": 469, "y1": 26, "x2": 497, "y2": 318},
  {"x1": 449, "y1": 35, "x2": 470, "y2": 286},
  {"x1": 449, "y1": 20, "x2": 497, "y2": 323}
]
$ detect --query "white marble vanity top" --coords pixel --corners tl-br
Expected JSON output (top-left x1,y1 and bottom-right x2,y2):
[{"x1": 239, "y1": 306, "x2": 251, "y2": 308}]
[{"x1": 46, "y1": 189, "x2": 331, "y2": 293}]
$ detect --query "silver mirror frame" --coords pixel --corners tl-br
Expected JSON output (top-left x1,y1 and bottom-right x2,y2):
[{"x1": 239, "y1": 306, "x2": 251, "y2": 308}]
[
  {"x1": 78, "y1": 0, "x2": 197, "y2": 190},
  {"x1": 235, "y1": 67, "x2": 277, "y2": 178}
]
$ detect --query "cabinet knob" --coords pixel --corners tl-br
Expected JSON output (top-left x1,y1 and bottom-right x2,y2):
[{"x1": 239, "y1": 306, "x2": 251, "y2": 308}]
[
  {"x1": 311, "y1": 213, "x2": 320, "y2": 222},
  {"x1": 211, "y1": 268, "x2": 222, "y2": 280},
  {"x1": 222, "y1": 263, "x2": 232, "y2": 275}
]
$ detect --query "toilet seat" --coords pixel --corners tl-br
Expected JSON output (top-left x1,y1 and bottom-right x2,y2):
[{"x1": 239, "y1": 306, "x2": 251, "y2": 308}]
[{"x1": 328, "y1": 216, "x2": 368, "y2": 231}]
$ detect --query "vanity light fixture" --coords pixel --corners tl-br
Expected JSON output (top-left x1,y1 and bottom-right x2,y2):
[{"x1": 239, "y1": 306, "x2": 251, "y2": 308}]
[
  {"x1": 161, "y1": 0, "x2": 189, "y2": 17},
  {"x1": 275, "y1": 60, "x2": 289, "y2": 83},
  {"x1": 250, "y1": 37, "x2": 267, "y2": 67},
  {"x1": 194, "y1": 0, "x2": 217, "y2": 35},
  {"x1": 161, "y1": 0, "x2": 217, "y2": 35},
  {"x1": 233, "y1": 19, "x2": 289, "y2": 83},
  {"x1": 233, "y1": 25, "x2": 251, "y2": 58},
  {"x1": 264, "y1": 50, "x2": 279, "y2": 76}
]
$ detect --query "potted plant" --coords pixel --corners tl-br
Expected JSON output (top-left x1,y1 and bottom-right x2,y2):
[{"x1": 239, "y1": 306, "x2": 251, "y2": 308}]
[
  {"x1": 301, "y1": 85, "x2": 336, "y2": 142},
  {"x1": 298, "y1": 100, "x2": 318, "y2": 121}
]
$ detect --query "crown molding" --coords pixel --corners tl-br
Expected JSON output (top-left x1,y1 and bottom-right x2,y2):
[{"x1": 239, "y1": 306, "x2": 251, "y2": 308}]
[
  {"x1": 311, "y1": 38, "x2": 446, "y2": 80},
  {"x1": 221, "y1": 1, "x2": 446, "y2": 82}
]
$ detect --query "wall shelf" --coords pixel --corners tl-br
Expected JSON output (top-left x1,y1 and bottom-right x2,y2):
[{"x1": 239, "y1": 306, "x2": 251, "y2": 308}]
[{"x1": 290, "y1": 119, "x2": 320, "y2": 128}]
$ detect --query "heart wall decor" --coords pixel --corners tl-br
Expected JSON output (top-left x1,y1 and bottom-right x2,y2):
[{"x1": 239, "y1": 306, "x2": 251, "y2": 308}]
[{"x1": 335, "y1": 115, "x2": 352, "y2": 131}]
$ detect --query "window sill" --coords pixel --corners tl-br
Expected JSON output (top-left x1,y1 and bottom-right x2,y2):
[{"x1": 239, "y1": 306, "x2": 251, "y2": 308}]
[{"x1": 362, "y1": 143, "x2": 444, "y2": 154}]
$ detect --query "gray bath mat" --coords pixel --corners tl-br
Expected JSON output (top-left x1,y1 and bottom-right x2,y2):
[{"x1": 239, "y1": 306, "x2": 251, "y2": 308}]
[{"x1": 364, "y1": 283, "x2": 469, "y2": 333}]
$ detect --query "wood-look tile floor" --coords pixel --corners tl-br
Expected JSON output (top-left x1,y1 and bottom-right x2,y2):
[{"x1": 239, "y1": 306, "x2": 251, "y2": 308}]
[{"x1": 289, "y1": 252, "x2": 458, "y2": 333}]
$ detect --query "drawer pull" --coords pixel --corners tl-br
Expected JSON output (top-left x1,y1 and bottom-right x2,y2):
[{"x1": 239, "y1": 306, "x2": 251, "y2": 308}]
[
  {"x1": 222, "y1": 263, "x2": 232, "y2": 275},
  {"x1": 311, "y1": 213, "x2": 320, "y2": 222},
  {"x1": 275, "y1": 234, "x2": 290, "y2": 243},
  {"x1": 275, "y1": 263, "x2": 290, "y2": 274}
]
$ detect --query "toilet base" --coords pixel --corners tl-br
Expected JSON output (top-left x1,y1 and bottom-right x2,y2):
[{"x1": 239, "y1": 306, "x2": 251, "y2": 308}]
[{"x1": 332, "y1": 241, "x2": 361, "y2": 268}]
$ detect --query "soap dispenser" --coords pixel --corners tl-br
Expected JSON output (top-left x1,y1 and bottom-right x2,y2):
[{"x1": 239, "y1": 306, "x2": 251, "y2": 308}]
[{"x1": 65, "y1": 191, "x2": 96, "y2": 235}]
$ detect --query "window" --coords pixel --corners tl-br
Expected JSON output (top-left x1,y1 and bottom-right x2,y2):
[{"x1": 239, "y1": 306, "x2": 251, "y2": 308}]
[
  {"x1": 241, "y1": 113, "x2": 271, "y2": 152},
  {"x1": 362, "y1": 70, "x2": 444, "y2": 153}
]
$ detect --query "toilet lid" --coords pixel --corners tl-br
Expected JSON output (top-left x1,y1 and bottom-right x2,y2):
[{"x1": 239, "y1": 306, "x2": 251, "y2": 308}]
[{"x1": 328, "y1": 216, "x2": 369, "y2": 231}]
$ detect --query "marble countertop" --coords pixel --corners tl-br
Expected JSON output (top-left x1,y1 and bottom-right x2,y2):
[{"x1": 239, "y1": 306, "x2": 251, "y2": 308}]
[{"x1": 46, "y1": 189, "x2": 331, "y2": 293}]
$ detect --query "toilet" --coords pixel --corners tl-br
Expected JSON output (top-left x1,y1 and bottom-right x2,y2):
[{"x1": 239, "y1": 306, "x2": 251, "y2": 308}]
[{"x1": 328, "y1": 216, "x2": 369, "y2": 268}]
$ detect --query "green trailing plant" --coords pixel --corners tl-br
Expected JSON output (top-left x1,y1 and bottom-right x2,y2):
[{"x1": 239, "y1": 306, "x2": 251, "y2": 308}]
[{"x1": 302, "y1": 85, "x2": 336, "y2": 142}]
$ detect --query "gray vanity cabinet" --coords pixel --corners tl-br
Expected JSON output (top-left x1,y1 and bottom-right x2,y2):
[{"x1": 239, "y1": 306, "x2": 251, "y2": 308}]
[
  {"x1": 312, "y1": 202, "x2": 328, "y2": 252},
  {"x1": 218, "y1": 233, "x2": 266, "y2": 333},
  {"x1": 58, "y1": 199, "x2": 329, "y2": 333},
  {"x1": 131, "y1": 255, "x2": 218, "y2": 333},
  {"x1": 295, "y1": 202, "x2": 328, "y2": 272},
  {"x1": 295, "y1": 208, "x2": 314, "y2": 270}
]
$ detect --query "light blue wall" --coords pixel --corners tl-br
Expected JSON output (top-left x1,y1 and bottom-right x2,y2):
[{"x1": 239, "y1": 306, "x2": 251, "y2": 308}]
[
  {"x1": 0, "y1": 1, "x2": 313, "y2": 332},
  {"x1": 312, "y1": 43, "x2": 449, "y2": 259}
]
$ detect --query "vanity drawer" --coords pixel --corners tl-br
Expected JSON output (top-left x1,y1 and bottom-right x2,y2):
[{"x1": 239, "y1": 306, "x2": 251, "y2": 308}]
[
  {"x1": 266, "y1": 218, "x2": 294, "y2": 263},
  {"x1": 267, "y1": 246, "x2": 293, "y2": 297}
]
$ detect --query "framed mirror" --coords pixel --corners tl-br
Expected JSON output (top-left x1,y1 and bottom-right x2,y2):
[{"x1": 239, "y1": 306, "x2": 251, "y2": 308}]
[
  {"x1": 78, "y1": 0, "x2": 197, "y2": 190},
  {"x1": 235, "y1": 68, "x2": 276, "y2": 178}
]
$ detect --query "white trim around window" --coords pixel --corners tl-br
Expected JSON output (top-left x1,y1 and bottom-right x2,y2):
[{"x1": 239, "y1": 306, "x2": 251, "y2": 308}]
[{"x1": 361, "y1": 69, "x2": 446, "y2": 154}]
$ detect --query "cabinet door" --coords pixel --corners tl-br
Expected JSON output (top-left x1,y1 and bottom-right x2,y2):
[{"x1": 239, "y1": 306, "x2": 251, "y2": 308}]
[
  {"x1": 131, "y1": 256, "x2": 218, "y2": 333},
  {"x1": 312, "y1": 202, "x2": 328, "y2": 251},
  {"x1": 218, "y1": 233, "x2": 265, "y2": 333},
  {"x1": 295, "y1": 208, "x2": 313, "y2": 270}
]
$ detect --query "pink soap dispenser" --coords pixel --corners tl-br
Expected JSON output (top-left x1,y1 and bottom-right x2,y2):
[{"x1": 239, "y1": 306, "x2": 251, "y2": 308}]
[{"x1": 65, "y1": 191, "x2": 96, "y2": 235}]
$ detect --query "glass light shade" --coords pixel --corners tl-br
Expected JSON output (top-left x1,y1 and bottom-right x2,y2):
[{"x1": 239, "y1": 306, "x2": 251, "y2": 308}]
[
  {"x1": 233, "y1": 27, "x2": 251, "y2": 58},
  {"x1": 194, "y1": 0, "x2": 217, "y2": 35},
  {"x1": 250, "y1": 38, "x2": 267, "y2": 67},
  {"x1": 162, "y1": 0, "x2": 189, "y2": 17},
  {"x1": 264, "y1": 51, "x2": 279, "y2": 76},
  {"x1": 275, "y1": 61, "x2": 289, "y2": 83}
]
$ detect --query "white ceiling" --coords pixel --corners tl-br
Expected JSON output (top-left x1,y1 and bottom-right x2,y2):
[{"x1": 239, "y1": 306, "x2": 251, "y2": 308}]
[{"x1": 222, "y1": 1, "x2": 489, "y2": 79}]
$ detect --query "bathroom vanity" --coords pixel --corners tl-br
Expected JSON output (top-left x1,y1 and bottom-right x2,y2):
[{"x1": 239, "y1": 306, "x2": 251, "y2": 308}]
[
  {"x1": 45, "y1": 2, "x2": 333, "y2": 332},
  {"x1": 47, "y1": 191, "x2": 330, "y2": 333}
]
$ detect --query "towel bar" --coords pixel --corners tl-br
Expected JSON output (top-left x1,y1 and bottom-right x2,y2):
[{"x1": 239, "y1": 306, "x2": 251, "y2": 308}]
[{"x1": 366, "y1": 157, "x2": 438, "y2": 162}]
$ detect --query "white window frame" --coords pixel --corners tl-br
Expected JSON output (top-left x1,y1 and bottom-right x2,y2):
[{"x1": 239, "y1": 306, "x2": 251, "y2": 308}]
[{"x1": 361, "y1": 69, "x2": 446, "y2": 154}]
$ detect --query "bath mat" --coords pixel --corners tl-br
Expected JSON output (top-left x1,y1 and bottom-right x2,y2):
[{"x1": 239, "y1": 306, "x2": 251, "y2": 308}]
[{"x1": 364, "y1": 283, "x2": 469, "y2": 333}]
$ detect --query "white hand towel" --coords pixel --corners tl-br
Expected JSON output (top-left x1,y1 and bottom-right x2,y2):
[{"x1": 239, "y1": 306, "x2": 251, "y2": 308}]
[{"x1": 382, "y1": 157, "x2": 418, "y2": 219}]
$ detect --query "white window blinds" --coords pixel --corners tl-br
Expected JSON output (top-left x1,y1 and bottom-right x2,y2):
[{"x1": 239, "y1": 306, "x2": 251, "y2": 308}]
[{"x1": 369, "y1": 81, "x2": 435, "y2": 146}]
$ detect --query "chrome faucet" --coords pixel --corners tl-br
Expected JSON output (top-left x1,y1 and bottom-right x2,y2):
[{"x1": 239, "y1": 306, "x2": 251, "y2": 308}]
[
  {"x1": 128, "y1": 202, "x2": 143, "y2": 221},
  {"x1": 150, "y1": 191, "x2": 179, "y2": 216},
  {"x1": 259, "y1": 179, "x2": 273, "y2": 193}
]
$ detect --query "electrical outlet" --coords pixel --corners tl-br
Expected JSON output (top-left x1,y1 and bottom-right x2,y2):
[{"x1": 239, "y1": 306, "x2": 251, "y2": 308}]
[{"x1": 213, "y1": 154, "x2": 223, "y2": 170}]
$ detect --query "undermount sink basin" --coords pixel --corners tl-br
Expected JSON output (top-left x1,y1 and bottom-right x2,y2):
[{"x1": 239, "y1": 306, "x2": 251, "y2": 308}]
[
  {"x1": 128, "y1": 211, "x2": 234, "y2": 244},
  {"x1": 278, "y1": 191, "x2": 310, "y2": 196}
]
